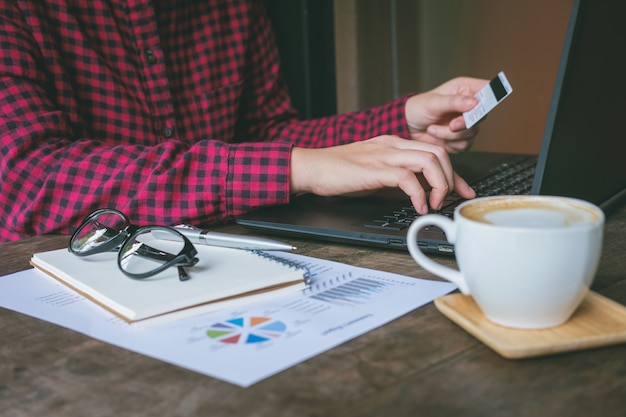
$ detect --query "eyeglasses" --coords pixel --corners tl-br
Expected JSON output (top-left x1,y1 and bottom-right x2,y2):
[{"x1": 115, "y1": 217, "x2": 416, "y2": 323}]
[{"x1": 69, "y1": 208, "x2": 199, "y2": 281}]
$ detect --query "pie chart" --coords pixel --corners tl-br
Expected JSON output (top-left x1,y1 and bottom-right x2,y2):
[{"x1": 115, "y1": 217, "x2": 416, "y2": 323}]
[{"x1": 206, "y1": 316, "x2": 287, "y2": 344}]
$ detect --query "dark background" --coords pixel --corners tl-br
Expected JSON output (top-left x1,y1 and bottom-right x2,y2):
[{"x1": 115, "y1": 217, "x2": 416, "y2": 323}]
[{"x1": 264, "y1": 0, "x2": 337, "y2": 119}]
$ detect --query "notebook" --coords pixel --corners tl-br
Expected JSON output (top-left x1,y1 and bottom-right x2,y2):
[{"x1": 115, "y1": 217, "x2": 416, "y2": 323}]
[
  {"x1": 30, "y1": 245, "x2": 310, "y2": 324},
  {"x1": 237, "y1": 0, "x2": 626, "y2": 253}
]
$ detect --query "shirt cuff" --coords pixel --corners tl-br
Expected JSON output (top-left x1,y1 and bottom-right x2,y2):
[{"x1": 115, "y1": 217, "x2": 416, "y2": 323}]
[{"x1": 225, "y1": 141, "x2": 293, "y2": 218}]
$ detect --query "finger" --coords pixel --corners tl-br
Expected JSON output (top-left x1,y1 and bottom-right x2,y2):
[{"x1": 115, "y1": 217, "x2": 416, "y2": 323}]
[
  {"x1": 426, "y1": 169, "x2": 477, "y2": 209},
  {"x1": 402, "y1": 150, "x2": 452, "y2": 211},
  {"x1": 450, "y1": 114, "x2": 486, "y2": 132},
  {"x1": 388, "y1": 140, "x2": 456, "y2": 189},
  {"x1": 445, "y1": 138, "x2": 474, "y2": 154},
  {"x1": 374, "y1": 146, "x2": 452, "y2": 213},
  {"x1": 434, "y1": 77, "x2": 489, "y2": 96},
  {"x1": 453, "y1": 172, "x2": 476, "y2": 199},
  {"x1": 427, "y1": 118, "x2": 480, "y2": 138},
  {"x1": 449, "y1": 114, "x2": 478, "y2": 132},
  {"x1": 395, "y1": 147, "x2": 471, "y2": 209},
  {"x1": 367, "y1": 165, "x2": 430, "y2": 214},
  {"x1": 421, "y1": 162, "x2": 453, "y2": 210},
  {"x1": 425, "y1": 94, "x2": 478, "y2": 117},
  {"x1": 394, "y1": 170, "x2": 429, "y2": 215}
]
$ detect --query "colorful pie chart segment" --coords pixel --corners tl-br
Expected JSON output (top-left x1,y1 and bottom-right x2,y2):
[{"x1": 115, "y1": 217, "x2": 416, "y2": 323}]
[{"x1": 206, "y1": 316, "x2": 287, "y2": 345}]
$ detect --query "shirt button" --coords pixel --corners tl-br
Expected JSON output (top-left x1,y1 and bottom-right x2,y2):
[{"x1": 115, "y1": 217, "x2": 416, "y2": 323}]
[
  {"x1": 145, "y1": 48, "x2": 157, "y2": 65},
  {"x1": 161, "y1": 127, "x2": 173, "y2": 138}
]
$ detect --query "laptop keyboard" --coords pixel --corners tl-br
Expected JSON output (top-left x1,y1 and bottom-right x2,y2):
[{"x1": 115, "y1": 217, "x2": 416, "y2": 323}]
[{"x1": 363, "y1": 156, "x2": 537, "y2": 231}]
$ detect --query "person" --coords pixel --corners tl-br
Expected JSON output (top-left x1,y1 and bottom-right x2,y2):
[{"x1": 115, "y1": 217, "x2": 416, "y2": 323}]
[{"x1": 0, "y1": 0, "x2": 486, "y2": 243}]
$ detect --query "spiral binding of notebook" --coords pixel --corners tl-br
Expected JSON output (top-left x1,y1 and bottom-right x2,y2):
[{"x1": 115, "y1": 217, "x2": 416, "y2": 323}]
[{"x1": 250, "y1": 250, "x2": 312, "y2": 285}]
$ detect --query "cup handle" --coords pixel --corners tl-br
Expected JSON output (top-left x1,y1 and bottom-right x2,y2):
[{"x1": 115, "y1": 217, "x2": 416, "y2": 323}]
[{"x1": 406, "y1": 215, "x2": 470, "y2": 294}]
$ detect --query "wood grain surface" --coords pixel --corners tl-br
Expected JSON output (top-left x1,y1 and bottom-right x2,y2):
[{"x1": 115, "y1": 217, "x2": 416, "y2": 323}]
[{"x1": 1, "y1": 205, "x2": 625, "y2": 417}]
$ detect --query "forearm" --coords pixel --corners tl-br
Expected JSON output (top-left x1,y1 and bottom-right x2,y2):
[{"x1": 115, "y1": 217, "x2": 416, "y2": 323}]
[{"x1": 1, "y1": 116, "x2": 292, "y2": 241}]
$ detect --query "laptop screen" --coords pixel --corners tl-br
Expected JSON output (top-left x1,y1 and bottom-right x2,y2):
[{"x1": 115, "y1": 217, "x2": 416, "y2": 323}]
[{"x1": 532, "y1": 0, "x2": 626, "y2": 213}]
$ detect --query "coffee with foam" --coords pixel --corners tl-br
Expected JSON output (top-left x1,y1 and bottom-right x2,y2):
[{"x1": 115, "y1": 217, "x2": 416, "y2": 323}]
[{"x1": 459, "y1": 196, "x2": 600, "y2": 228}]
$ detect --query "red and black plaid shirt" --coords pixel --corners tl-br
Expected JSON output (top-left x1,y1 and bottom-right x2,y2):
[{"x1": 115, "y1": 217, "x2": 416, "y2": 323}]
[{"x1": 0, "y1": 0, "x2": 410, "y2": 242}]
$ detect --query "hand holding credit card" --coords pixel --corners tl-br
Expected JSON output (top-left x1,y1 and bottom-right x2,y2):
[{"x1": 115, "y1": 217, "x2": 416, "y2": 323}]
[{"x1": 463, "y1": 71, "x2": 513, "y2": 128}]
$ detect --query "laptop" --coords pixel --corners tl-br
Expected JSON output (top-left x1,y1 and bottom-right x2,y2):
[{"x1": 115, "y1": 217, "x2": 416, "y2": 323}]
[{"x1": 237, "y1": 0, "x2": 626, "y2": 253}]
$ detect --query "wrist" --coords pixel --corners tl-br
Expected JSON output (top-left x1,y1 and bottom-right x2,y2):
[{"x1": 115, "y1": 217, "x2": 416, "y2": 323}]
[
  {"x1": 289, "y1": 147, "x2": 310, "y2": 195},
  {"x1": 404, "y1": 94, "x2": 426, "y2": 132}
]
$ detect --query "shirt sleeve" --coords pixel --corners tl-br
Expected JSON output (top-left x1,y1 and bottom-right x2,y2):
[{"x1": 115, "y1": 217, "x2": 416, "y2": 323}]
[{"x1": 0, "y1": 76, "x2": 295, "y2": 241}]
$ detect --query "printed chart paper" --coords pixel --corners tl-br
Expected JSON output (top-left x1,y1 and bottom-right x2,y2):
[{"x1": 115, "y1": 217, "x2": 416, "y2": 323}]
[{"x1": 0, "y1": 252, "x2": 455, "y2": 387}]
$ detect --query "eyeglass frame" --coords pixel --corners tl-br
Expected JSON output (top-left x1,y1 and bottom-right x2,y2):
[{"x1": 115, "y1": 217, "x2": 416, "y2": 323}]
[{"x1": 68, "y1": 208, "x2": 199, "y2": 281}]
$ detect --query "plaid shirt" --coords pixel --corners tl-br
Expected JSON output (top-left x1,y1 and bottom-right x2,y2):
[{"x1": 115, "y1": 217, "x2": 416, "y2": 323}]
[{"x1": 0, "y1": 0, "x2": 410, "y2": 242}]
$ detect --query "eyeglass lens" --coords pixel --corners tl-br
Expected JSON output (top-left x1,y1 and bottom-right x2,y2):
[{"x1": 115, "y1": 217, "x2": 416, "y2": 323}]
[
  {"x1": 70, "y1": 210, "x2": 129, "y2": 254},
  {"x1": 118, "y1": 227, "x2": 189, "y2": 279}
]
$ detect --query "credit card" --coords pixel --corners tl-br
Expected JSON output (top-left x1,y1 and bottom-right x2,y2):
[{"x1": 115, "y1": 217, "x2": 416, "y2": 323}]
[{"x1": 463, "y1": 71, "x2": 513, "y2": 128}]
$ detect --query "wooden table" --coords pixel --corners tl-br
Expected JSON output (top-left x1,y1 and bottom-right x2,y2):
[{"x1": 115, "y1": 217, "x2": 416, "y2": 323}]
[{"x1": 1, "y1": 206, "x2": 625, "y2": 417}]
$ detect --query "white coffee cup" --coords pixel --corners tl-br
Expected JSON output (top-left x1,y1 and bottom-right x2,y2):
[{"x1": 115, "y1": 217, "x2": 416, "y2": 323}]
[{"x1": 407, "y1": 195, "x2": 604, "y2": 329}]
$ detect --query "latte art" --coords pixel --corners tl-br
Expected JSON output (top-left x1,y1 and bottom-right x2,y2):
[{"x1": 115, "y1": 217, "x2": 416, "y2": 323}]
[{"x1": 460, "y1": 197, "x2": 600, "y2": 228}]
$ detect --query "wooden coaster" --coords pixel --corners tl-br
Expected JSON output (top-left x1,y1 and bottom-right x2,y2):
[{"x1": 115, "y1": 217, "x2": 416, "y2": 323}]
[{"x1": 434, "y1": 291, "x2": 626, "y2": 359}]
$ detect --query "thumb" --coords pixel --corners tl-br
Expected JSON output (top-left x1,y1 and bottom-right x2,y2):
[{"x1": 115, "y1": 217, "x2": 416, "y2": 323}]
[{"x1": 426, "y1": 94, "x2": 478, "y2": 117}]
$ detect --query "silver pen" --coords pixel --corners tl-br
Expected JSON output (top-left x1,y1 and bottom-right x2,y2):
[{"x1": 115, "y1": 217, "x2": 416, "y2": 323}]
[{"x1": 173, "y1": 224, "x2": 296, "y2": 251}]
